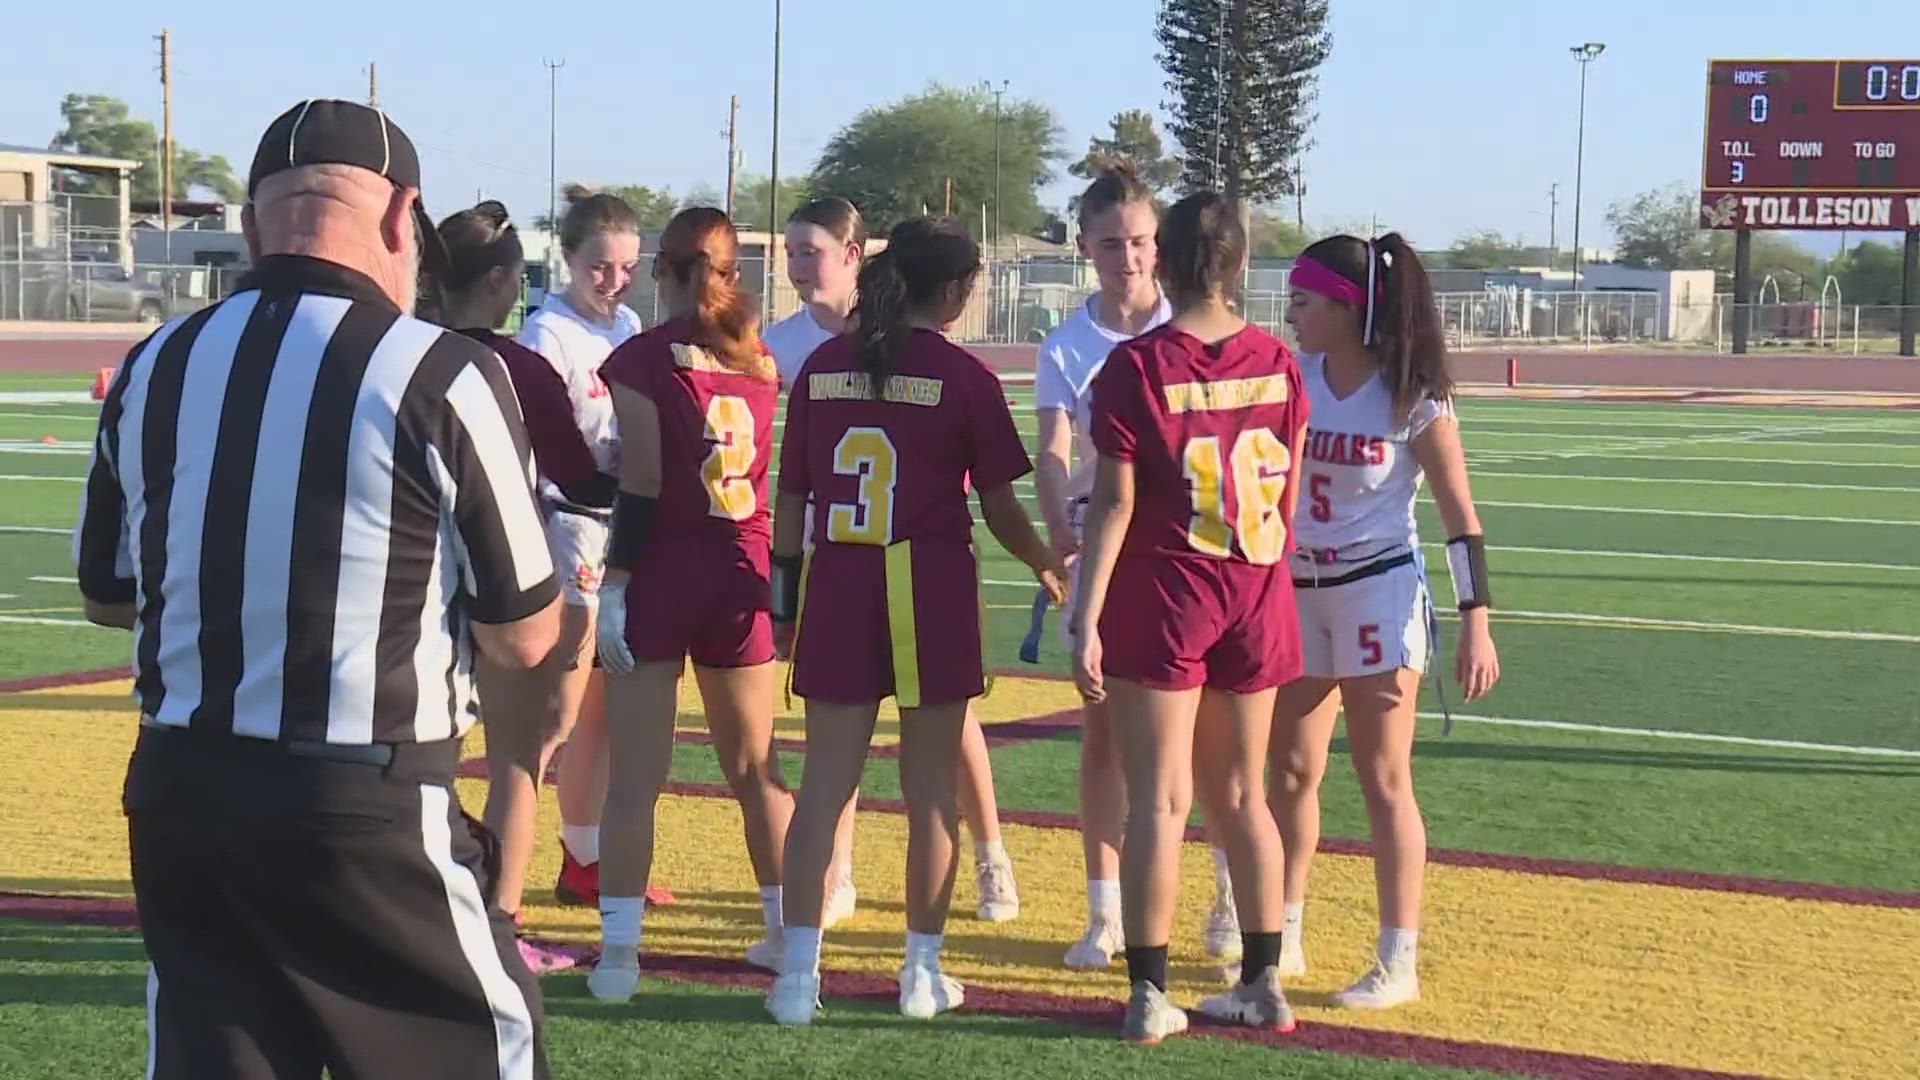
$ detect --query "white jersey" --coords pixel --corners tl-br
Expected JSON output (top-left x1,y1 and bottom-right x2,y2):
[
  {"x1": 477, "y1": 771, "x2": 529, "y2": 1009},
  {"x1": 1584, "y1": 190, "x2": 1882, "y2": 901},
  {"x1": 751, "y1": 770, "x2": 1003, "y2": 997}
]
[
  {"x1": 1291, "y1": 352, "x2": 1453, "y2": 560},
  {"x1": 764, "y1": 306, "x2": 838, "y2": 387},
  {"x1": 516, "y1": 293, "x2": 642, "y2": 499},
  {"x1": 1034, "y1": 294, "x2": 1172, "y2": 499}
]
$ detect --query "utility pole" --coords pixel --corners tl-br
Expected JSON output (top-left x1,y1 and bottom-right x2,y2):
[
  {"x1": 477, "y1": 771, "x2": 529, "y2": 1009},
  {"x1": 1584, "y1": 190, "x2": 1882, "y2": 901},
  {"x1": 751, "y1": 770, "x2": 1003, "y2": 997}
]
[
  {"x1": 768, "y1": 0, "x2": 783, "y2": 320},
  {"x1": 723, "y1": 95, "x2": 740, "y2": 219},
  {"x1": 1294, "y1": 156, "x2": 1306, "y2": 233},
  {"x1": 543, "y1": 58, "x2": 564, "y2": 281},
  {"x1": 984, "y1": 79, "x2": 1008, "y2": 252},
  {"x1": 157, "y1": 28, "x2": 173, "y2": 266},
  {"x1": 367, "y1": 62, "x2": 378, "y2": 106},
  {"x1": 1548, "y1": 181, "x2": 1560, "y2": 261},
  {"x1": 1569, "y1": 43, "x2": 1606, "y2": 287}
]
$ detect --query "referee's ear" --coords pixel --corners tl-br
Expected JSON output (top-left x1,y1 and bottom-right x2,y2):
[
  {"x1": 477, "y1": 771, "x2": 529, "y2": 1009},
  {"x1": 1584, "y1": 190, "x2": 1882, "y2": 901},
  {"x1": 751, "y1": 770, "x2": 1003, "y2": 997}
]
[{"x1": 381, "y1": 186, "x2": 415, "y2": 258}]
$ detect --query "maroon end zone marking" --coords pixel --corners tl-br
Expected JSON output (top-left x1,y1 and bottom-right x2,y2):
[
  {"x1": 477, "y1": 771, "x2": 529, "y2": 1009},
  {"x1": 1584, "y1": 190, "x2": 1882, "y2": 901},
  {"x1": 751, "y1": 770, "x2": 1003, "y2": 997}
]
[
  {"x1": 0, "y1": 337, "x2": 141, "y2": 373},
  {"x1": 0, "y1": 891, "x2": 1760, "y2": 1080}
]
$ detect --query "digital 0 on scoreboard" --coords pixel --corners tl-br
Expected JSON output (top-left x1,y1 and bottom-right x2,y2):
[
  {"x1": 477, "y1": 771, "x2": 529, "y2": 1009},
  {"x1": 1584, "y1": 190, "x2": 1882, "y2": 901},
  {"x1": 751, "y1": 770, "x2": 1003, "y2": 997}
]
[{"x1": 1700, "y1": 59, "x2": 1920, "y2": 231}]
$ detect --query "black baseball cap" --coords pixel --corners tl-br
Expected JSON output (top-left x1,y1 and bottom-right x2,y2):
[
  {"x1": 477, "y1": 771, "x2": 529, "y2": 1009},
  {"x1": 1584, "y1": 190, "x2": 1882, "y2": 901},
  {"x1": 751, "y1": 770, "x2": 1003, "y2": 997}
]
[{"x1": 247, "y1": 99, "x2": 448, "y2": 272}]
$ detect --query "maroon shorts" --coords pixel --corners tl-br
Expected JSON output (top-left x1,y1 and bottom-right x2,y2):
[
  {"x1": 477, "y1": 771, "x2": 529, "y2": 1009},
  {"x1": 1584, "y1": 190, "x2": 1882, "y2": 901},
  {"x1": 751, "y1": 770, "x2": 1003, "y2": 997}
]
[
  {"x1": 792, "y1": 539, "x2": 985, "y2": 707},
  {"x1": 1096, "y1": 554, "x2": 1301, "y2": 694},
  {"x1": 623, "y1": 536, "x2": 774, "y2": 668}
]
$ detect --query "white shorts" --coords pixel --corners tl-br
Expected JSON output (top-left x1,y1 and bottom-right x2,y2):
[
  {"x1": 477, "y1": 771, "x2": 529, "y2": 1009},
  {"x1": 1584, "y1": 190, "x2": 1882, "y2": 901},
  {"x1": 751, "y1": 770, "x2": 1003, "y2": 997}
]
[
  {"x1": 545, "y1": 507, "x2": 609, "y2": 607},
  {"x1": 1293, "y1": 555, "x2": 1430, "y2": 680}
]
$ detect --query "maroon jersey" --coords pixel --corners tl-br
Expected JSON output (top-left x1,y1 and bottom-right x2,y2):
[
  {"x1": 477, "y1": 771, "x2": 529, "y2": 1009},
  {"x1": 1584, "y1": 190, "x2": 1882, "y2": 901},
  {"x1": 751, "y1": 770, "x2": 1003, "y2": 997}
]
[
  {"x1": 600, "y1": 318, "x2": 778, "y2": 541},
  {"x1": 778, "y1": 330, "x2": 1031, "y2": 547},
  {"x1": 459, "y1": 328, "x2": 603, "y2": 501},
  {"x1": 1091, "y1": 323, "x2": 1307, "y2": 566}
]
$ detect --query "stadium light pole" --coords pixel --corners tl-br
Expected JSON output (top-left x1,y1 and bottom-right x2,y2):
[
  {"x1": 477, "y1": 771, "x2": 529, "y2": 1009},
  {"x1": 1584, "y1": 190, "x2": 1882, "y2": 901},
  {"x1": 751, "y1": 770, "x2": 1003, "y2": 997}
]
[
  {"x1": 543, "y1": 58, "x2": 564, "y2": 286},
  {"x1": 1569, "y1": 42, "x2": 1605, "y2": 289},
  {"x1": 768, "y1": 0, "x2": 783, "y2": 322}
]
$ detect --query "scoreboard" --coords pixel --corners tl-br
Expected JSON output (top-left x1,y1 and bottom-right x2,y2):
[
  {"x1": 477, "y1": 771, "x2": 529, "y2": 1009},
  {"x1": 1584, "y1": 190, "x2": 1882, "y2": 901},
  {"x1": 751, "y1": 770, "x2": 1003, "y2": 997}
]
[{"x1": 1700, "y1": 59, "x2": 1920, "y2": 231}]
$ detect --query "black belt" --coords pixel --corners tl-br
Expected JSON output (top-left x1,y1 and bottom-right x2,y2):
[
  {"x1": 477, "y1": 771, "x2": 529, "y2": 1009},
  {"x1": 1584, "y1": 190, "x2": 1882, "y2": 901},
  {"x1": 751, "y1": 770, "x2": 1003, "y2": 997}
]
[
  {"x1": 550, "y1": 499, "x2": 612, "y2": 522},
  {"x1": 138, "y1": 720, "x2": 460, "y2": 772},
  {"x1": 1292, "y1": 551, "x2": 1416, "y2": 589}
]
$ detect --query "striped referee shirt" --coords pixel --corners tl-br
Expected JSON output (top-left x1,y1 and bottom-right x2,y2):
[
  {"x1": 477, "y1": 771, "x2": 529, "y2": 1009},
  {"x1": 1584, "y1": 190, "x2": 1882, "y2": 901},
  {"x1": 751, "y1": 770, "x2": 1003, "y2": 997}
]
[{"x1": 74, "y1": 254, "x2": 559, "y2": 745}]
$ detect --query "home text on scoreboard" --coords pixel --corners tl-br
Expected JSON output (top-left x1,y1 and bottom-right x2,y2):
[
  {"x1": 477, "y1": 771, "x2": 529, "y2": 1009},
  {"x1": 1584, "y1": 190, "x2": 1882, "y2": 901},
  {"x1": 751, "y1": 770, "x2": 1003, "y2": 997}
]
[{"x1": 1700, "y1": 59, "x2": 1920, "y2": 231}]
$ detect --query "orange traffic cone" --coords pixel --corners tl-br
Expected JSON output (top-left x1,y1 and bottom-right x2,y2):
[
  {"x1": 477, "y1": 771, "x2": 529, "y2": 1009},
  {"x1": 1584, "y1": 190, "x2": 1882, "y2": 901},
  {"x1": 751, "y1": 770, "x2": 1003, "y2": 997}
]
[{"x1": 90, "y1": 366, "x2": 115, "y2": 402}]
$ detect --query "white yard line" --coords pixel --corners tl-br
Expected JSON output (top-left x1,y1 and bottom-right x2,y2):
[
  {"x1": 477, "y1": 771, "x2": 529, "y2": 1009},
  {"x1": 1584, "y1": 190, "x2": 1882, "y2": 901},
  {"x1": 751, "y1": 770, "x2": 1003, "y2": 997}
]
[
  {"x1": 1475, "y1": 499, "x2": 1916, "y2": 526},
  {"x1": 1599, "y1": 452, "x2": 1920, "y2": 471},
  {"x1": 1426, "y1": 712, "x2": 1920, "y2": 759},
  {"x1": 0, "y1": 614, "x2": 98, "y2": 628},
  {"x1": 1472, "y1": 470, "x2": 1920, "y2": 494},
  {"x1": 0, "y1": 391, "x2": 94, "y2": 406},
  {"x1": 0, "y1": 474, "x2": 83, "y2": 483},
  {"x1": 0, "y1": 526, "x2": 68, "y2": 535},
  {"x1": 28, "y1": 575, "x2": 76, "y2": 584}
]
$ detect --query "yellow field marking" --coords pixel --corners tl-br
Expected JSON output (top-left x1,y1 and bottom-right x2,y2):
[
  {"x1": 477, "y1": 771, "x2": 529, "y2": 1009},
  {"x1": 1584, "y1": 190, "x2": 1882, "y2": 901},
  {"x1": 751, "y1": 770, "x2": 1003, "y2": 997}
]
[{"x1": 3, "y1": 682, "x2": 1916, "y2": 1079}]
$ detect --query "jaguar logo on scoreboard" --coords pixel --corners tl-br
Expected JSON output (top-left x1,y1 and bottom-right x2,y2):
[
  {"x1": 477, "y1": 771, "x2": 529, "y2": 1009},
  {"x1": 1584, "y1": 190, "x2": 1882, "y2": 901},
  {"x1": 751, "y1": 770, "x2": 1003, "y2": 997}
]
[{"x1": 1700, "y1": 59, "x2": 1920, "y2": 231}]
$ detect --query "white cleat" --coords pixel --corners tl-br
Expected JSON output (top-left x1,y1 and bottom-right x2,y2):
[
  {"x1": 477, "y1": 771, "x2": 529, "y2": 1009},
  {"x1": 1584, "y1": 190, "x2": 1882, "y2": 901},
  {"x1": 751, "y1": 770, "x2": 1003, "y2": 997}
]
[
  {"x1": 1331, "y1": 956, "x2": 1420, "y2": 1010},
  {"x1": 1197, "y1": 965, "x2": 1296, "y2": 1032},
  {"x1": 1063, "y1": 918, "x2": 1123, "y2": 971},
  {"x1": 1121, "y1": 981, "x2": 1189, "y2": 1045},
  {"x1": 766, "y1": 971, "x2": 822, "y2": 1026},
  {"x1": 745, "y1": 932, "x2": 785, "y2": 973},
  {"x1": 822, "y1": 867, "x2": 857, "y2": 930},
  {"x1": 1203, "y1": 891, "x2": 1241, "y2": 960},
  {"x1": 898, "y1": 963, "x2": 965, "y2": 1019},
  {"x1": 586, "y1": 951, "x2": 640, "y2": 1002},
  {"x1": 1278, "y1": 935, "x2": 1307, "y2": 978},
  {"x1": 976, "y1": 858, "x2": 1020, "y2": 922}
]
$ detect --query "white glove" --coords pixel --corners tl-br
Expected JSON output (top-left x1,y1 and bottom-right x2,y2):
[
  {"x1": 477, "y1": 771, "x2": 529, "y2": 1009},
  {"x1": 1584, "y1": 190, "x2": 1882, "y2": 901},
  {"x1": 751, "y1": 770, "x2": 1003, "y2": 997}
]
[{"x1": 595, "y1": 580, "x2": 634, "y2": 675}]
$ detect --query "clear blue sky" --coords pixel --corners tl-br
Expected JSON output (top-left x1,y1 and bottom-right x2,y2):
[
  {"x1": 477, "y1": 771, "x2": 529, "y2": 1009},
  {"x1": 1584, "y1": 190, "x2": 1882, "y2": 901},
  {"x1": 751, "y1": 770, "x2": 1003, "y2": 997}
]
[{"x1": 2, "y1": 0, "x2": 1909, "y2": 250}]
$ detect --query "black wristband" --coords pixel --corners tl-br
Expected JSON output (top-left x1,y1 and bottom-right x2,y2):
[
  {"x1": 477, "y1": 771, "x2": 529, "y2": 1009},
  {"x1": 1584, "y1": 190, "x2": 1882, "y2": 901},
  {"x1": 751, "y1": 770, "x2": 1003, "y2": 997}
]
[
  {"x1": 770, "y1": 553, "x2": 803, "y2": 624},
  {"x1": 606, "y1": 493, "x2": 656, "y2": 572},
  {"x1": 1445, "y1": 533, "x2": 1491, "y2": 611}
]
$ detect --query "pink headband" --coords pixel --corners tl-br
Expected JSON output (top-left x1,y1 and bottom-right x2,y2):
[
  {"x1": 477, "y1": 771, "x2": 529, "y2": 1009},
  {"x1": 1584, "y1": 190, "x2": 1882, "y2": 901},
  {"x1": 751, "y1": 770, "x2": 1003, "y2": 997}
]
[{"x1": 1289, "y1": 254, "x2": 1367, "y2": 307}]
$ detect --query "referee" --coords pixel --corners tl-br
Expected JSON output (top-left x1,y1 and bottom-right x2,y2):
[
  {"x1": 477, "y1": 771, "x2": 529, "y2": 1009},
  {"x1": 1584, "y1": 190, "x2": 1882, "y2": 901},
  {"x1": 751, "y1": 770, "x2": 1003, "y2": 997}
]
[{"x1": 74, "y1": 100, "x2": 562, "y2": 1080}]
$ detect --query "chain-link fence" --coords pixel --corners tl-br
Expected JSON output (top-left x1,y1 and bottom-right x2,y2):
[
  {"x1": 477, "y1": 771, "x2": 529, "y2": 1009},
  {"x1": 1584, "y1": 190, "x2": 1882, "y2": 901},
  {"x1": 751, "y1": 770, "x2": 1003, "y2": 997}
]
[
  {"x1": 0, "y1": 260, "x2": 235, "y2": 322},
  {"x1": 1, "y1": 194, "x2": 128, "y2": 266}
]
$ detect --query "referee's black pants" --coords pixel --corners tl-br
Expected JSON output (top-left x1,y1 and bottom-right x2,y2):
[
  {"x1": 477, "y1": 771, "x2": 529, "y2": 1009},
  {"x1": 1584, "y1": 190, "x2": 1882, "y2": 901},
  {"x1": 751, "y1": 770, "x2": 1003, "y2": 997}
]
[{"x1": 124, "y1": 725, "x2": 550, "y2": 1080}]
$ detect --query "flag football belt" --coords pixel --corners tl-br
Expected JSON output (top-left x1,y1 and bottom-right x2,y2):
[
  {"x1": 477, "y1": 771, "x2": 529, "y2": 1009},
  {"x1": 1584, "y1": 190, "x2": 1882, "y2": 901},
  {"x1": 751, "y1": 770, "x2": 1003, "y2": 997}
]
[
  {"x1": 549, "y1": 498, "x2": 612, "y2": 523},
  {"x1": 1291, "y1": 549, "x2": 1416, "y2": 590}
]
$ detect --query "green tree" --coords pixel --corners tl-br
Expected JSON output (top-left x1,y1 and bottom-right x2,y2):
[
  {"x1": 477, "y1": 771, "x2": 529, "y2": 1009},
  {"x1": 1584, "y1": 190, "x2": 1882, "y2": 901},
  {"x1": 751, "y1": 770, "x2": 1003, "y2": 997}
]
[
  {"x1": 810, "y1": 82, "x2": 1066, "y2": 237},
  {"x1": 1067, "y1": 109, "x2": 1183, "y2": 204},
  {"x1": 1156, "y1": 0, "x2": 1331, "y2": 202},
  {"x1": 1446, "y1": 228, "x2": 1531, "y2": 270},
  {"x1": 536, "y1": 183, "x2": 679, "y2": 232},
  {"x1": 1248, "y1": 207, "x2": 1311, "y2": 258},
  {"x1": 48, "y1": 93, "x2": 241, "y2": 202},
  {"x1": 1606, "y1": 183, "x2": 1714, "y2": 269},
  {"x1": 1826, "y1": 240, "x2": 1904, "y2": 305},
  {"x1": 731, "y1": 172, "x2": 815, "y2": 234}
]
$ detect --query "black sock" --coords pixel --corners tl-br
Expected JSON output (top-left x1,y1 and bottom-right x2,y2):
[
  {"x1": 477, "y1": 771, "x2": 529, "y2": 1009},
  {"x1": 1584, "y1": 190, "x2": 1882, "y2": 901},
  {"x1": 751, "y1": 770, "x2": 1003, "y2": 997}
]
[
  {"x1": 1125, "y1": 945, "x2": 1169, "y2": 991},
  {"x1": 1241, "y1": 931, "x2": 1283, "y2": 983}
]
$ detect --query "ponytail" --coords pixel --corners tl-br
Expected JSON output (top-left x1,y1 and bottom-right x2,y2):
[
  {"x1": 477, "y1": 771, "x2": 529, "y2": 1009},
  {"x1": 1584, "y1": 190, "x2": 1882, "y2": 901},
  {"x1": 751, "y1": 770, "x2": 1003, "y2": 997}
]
[
  {"x1": 657, "y1": 207, "x2": 772, "y2": 380},
  {"x1": 850, "y1": 248, "x2": 911, "y2": 395},
  {"x1": 1370, "y1": 232, "x2": 1452, "y2": 415},
  {"x1": 848, "y1": 216, "x2": 980, "y2": 399}
]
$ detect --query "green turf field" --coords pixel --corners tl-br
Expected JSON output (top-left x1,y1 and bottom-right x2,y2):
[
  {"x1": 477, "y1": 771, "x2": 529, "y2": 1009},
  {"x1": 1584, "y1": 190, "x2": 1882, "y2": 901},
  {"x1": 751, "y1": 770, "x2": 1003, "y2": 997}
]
[{"x1": 3, "y1": 369, "x2": 1918, "y2": 1077}]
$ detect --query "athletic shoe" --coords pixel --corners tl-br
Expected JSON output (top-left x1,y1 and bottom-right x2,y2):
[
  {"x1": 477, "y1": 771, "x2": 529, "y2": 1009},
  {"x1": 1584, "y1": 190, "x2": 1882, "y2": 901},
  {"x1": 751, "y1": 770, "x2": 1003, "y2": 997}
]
[
  {"x1": 976, "y1": 857, "x2": 1020, "y2": 922},
  {"x1": 516, "y1": 936, "x2": 581, "y2": 976},
  {"x1": 554, "y1": 851, "x2": 598, "y2": 907},
  {"x1": 1278, "y1": 935, "x2": 1307, "y2": 978},
  {"x1": 766, "y1": 971, "x2": 822, "y2": 1026},
  {"x1": 1197, "y1": 965, "x2": 1296, "y2": 1032},
  {"x1": 1121, "y1": 981, "x2": 1188, "y2": 1045},
  {"x1": 898, "y1": 963, "x2": 964, "y2": 1019},
  {"x1": 821, "y1": 865, "x2": 857, "y2": 929},
  {"x1": 1203, "y1": 891, "x2": 1241, "y2": 959},
  {"x1": 1331, "y1": 956, "x2": 1420, "y2": 1010},
  {"x1": 586, "y1": 949, "x2": 640, "y2": 1002},
  {"x1": 745, "y1": 932, "x2": 785, "y2": 973},
  {"x1": 1063, "y1": 918, "x2": 1123, "y2": 971}
]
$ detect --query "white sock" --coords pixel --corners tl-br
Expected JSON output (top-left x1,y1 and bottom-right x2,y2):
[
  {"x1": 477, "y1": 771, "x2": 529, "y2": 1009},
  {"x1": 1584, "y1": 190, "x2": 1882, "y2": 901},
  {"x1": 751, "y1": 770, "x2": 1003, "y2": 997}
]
[
  {"x1": 759, "y1": 885, "x2": 783, "y2": 933},
  {"x1": 1378, "y1": 927, "x2": 1418, "y2": 963},
  {"x1": 562, "y1": 824, "x2": 600, "y2": 866},
  {"x1": 1087, "y1": 879, "x2": 1121, "y2": 921},
  {"x1": 599, "y1": 895, "x2": 645, "y2": 952},
  {"x1": 1211, "y1": 846, "x2": 1232, "y2": 891},
  {"x1": 904, "y1": 930, "x2": 944, "y2": 969},
  {"x1": 782, "y1": 925, "x2": 823, "y2": 978},
  {"x1": 1284, "y1": 902, "x2": 1305, "y2": 936},
  {"x1": 975, "y1": 839, "x2": 1008, "y2": 865}
]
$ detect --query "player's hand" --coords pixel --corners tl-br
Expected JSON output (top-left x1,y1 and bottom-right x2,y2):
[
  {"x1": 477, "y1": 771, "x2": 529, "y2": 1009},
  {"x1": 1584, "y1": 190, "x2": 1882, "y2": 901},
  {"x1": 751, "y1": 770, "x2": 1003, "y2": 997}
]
[
  {"x1": 772, "y1": 621, "x2": 796, "y2": 662},
  {"x1": 1035, "y1": 558, "x2": 1069, "y2": 608},
  {"x1": 594, "y1": 583, "x2": 635, "y2": 675},
  {"x1": 1454, "y1": 613, "x2": 1498, "y2": 702},
  {"x1": 1071, "y1": 626, "x2": 1105, "y2": 704}
]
